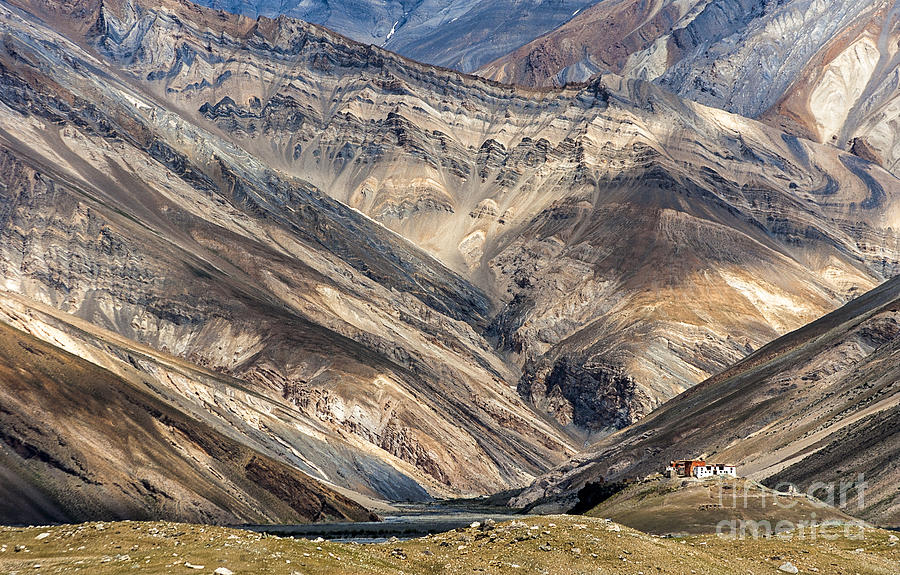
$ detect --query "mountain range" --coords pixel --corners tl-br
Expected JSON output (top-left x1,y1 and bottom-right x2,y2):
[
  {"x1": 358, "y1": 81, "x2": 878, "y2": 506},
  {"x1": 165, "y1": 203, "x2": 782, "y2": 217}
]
[
  {"x1": 0, "y1": 0, "x2": 581, "y2": 514},
  {"x1": 184, "y1": 1, "x2": 900, "y2": 186},
  {"x1": 0, "y1": 0, "x2": 898, "y2": 527},
  {"x1": 481, "y1": 0, "x2": 900, "y2": 178},
  {"x1": 192, "y1": 0, "x2": 597, "y2": 72},
  {"x1": 100, "y1": 0, "x2": 900, "y2": 435}
]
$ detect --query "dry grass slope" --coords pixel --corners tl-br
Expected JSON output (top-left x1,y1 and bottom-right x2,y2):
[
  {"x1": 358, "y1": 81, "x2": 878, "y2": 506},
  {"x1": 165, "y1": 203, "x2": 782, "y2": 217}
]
[
  {"x1": 586, "y1": 478, "x2": 858, "y2": 536},
  {"x1": 0, "y1": 516, "x2": 898, "y2": 574}
]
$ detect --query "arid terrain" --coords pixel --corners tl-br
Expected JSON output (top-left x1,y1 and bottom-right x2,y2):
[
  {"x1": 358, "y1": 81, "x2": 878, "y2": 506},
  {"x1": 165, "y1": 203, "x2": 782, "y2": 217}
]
[
  {"x1": 480, "y1": 0, "x2": 900, "y2": 179},
  {"x1": 1, "y1": 515, "x2": 899, "y2": 575},
  {"x1": 193, "y1": 0, "x2": 598, "y2": 72},
  {"x1": 584, "y1": 478, "x2": 859, "y2": 536},
  {"x1": 515, "y1": 273, "x2": 900, "y2": 526},
  {"x1": 0, "y1": 316, "x2": 375, "y2": 525}
]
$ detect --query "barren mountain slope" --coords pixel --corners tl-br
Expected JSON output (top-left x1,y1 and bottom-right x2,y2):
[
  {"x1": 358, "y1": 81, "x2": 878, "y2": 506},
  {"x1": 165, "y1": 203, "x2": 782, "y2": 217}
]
[
  {"x1": 0, "y1": 290, "x2": 432, "y2": 507},
  {"x1": 0, "y1": 316, "x2": 376, "y2": 525},
  {"x1": 515, "y1": 275, "x2": 900, "y2": 526},
  {"x1": 5, "y1": 0, "x2": 900, "y2": 460},
  {"x1": 193, "y1": 0, "x2": 597, "y2": 72},
  {"x1": 480, "y1": 0, "x2": 900, "y2": 178},
  {"x1": 479, "y1": 0, "x2": 886, "y2": 92},
  {"x1": 0, "y1": 0, "x2": 579, "y2": 503},
  {"x1": 65, "y1": 0, "x2": 900, "y2": 436}
]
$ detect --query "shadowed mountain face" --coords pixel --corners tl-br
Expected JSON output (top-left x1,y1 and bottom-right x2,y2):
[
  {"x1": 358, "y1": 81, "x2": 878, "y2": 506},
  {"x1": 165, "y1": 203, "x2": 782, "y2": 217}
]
[
  {"x1": 479, "y1": 0, "x2": 900, "y2": 179},
  {"x1": 0, "y1": 317, "x2": 376, "y2": 525},
  {"x1": 2, "y1": 0, "x2": 900, "y2": 521},
  {"x1": 191, "y1": 0, "x2": 597, "y2": 72},
  {"x1": 514, "y1": 276, "x2": 900, "y2": 527}
]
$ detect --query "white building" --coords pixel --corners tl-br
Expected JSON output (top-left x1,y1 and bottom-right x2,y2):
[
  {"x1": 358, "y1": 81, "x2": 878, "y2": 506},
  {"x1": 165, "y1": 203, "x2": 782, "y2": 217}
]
[{"x1": 692, "y1": 464, "x2": 737, "y2": 478}]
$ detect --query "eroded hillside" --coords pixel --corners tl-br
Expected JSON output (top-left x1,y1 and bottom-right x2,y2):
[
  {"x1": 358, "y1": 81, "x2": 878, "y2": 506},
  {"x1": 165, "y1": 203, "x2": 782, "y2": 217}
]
[
  {"x1": 77, "y1": 0, "x2": 900, "y2": 436},
  {"x1": 1, "y1": 0, "x2": 900, "y2": 518},
  {"x1": 0, "y1": 317, "x2": 375, "y2": 524},
  {"x1": 481, "y1": 0, "x2": 900, "y2": 179},
  {"x1": 515, "y1": 276, "x2": 900, "y2": 526},
  {"x1": 0, "y1": 0, "x2": 578, "y2": 502}
]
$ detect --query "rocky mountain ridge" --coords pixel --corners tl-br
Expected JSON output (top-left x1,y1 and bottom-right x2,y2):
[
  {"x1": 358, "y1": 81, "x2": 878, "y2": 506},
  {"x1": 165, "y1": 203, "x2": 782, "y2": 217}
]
[{"x1": 480, "y1": 0, "x2": 900, "y2": 180}]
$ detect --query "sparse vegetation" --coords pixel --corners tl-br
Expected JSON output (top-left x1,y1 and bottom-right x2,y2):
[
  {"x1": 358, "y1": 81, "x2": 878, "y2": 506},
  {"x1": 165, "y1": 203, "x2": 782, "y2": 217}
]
[{"x1": 1, "y1": 516, "x2": 898, "y2": 574}]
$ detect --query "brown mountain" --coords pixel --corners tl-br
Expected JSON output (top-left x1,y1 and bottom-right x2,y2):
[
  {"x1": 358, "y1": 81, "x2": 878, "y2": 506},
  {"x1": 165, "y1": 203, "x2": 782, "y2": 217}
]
[
  {"x1": 479, "y1": 1, "x2": 900, "y2": 179},
  {"x1": 0, "y1": 315, "x2": 375, "y2": 525},
  {"x1": 514, "y1": 275, "x2": 900, "y2": 527}
]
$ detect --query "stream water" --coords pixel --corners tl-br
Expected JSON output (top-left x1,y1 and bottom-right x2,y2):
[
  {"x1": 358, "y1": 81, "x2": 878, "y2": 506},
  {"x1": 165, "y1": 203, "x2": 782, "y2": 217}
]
[{"x1": 238, "y1": 502, "x2": 523, "y2": 543}]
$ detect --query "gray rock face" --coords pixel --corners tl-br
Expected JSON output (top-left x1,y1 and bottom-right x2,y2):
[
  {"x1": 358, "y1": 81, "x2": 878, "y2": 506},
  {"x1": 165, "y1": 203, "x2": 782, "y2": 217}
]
[
  {"x1": 655, "y1": 0, "x2": 855, "y2": 113},
  {"x1": 196, "y1": 0, "x2": 409, "y2": 45},
  {"x1": 655, "y1": 0, "x2": 886, "y2": 122},
  {"x1": 519, "y1": 358, "x2": 647, "y2": 434},
  {"x1": 193, "y1": 0, "x2": 596, "y2": 71}
]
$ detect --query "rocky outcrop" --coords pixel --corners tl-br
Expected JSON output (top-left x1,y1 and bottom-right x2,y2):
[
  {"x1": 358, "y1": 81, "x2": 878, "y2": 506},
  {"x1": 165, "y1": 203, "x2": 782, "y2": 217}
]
[{"x1": 520, "y1": 358, "x2": 648, "y2": 436}]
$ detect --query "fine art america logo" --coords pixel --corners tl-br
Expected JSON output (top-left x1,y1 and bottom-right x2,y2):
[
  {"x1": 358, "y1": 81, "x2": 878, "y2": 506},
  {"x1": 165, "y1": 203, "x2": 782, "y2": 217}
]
[{"x1": 714, "y1": 475, "x2": 868, "y2": 540}]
